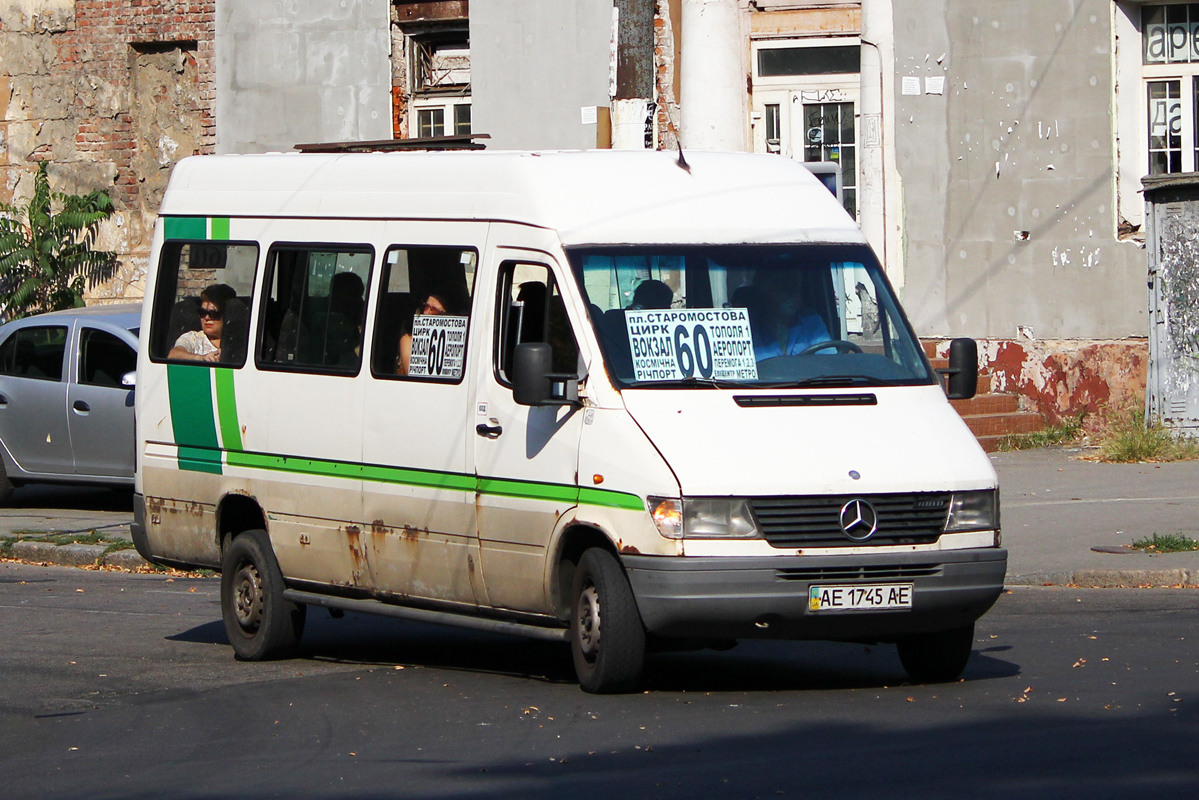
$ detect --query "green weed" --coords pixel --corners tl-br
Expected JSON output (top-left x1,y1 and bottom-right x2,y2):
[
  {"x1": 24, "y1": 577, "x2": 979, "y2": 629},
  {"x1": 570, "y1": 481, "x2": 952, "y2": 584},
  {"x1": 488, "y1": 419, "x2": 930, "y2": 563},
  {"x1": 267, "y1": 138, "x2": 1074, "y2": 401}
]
[
  {"x1": 1130, "y1": 532, "x2": 1199, "y2": 553},
  {"x1": 997, "y1": 414, "x2": 1085, "y2": 451}
]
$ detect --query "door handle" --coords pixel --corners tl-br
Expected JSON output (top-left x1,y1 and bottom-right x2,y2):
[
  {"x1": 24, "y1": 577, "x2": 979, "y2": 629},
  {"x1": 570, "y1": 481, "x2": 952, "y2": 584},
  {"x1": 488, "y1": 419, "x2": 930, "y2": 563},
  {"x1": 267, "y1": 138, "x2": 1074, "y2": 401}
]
[
  {"x1": 0, "y1": 394, "x2": 7, "y2": 406},
  {"x1": 475, "y1": 422, "x2": 503, "y2": 439},
  {"x1": 72, "y1": 400, "x2": 91, "y2": 414}
]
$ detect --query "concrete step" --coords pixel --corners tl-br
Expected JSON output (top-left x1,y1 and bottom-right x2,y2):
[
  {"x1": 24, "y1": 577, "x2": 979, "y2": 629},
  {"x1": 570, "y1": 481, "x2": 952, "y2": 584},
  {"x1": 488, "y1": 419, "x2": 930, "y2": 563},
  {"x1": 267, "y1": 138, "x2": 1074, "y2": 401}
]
[
  {"x1": 961, "y1": 411, "x2": 1044, "y2": 438},
  {"x1": 950, "y1": 392, "x2": 1020, "y2": 416}
]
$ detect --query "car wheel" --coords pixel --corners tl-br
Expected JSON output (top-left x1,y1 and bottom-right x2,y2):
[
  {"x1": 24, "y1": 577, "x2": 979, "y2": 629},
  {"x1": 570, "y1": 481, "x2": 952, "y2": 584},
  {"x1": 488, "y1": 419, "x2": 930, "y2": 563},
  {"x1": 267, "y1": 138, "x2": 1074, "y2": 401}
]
[
  {"x1": 221, "y1": 529, "x2": 306, "y2": 660},
  {"x1": 896, "y1": 623, "x2": 975, "y2": 683},
  {"x1": 570, "y1": 548, "x2": 646, "y2": 694},
  {"x1": 0, "y1": 457, "x2": 13, "y2": 503}
]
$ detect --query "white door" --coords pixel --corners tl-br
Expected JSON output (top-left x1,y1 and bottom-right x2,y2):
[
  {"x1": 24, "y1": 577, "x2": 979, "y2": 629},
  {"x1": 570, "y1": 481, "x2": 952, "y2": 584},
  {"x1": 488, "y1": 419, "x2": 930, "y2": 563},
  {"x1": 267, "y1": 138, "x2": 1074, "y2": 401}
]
[{"x1": 472, "y1": 256, "x2": 586, "y2": 614}]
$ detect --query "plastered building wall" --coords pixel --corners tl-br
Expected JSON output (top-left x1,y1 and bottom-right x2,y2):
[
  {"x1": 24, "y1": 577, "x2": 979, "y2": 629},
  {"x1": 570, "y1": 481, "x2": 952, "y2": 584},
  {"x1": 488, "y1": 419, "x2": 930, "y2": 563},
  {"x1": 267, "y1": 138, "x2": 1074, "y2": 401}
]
[
  {"x1": 470, "y1": 1, "x2": 613, "y2": 150},
  {"x1": 215, "y1": 0, "x2": 392, "y2": 154},
  {"x1": 892, "y1": 0, "x2": 1146, "y2": 342},
  {"x1": 0, "y1": 0, "x2": 216, "y2": 300}
]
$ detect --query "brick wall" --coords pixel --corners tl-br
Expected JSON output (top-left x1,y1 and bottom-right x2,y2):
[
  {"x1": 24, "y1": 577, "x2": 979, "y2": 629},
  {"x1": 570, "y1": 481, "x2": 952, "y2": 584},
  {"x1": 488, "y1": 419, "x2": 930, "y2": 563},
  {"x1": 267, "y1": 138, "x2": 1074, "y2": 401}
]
[{"x1": 0, "y1": 1, "x2": 216, "y2": 302}]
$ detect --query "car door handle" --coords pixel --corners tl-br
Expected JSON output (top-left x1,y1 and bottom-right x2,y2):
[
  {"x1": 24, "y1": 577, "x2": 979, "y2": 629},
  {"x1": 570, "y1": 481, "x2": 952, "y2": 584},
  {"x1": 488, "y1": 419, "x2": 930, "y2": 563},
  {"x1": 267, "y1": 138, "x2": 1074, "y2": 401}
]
[
  {"x1": 475, "y1": 422, "x2": 503, "y2": 439},
  {"x1": 0, "y1": 393, "x2": 6, "y2": 406},
  {"x1": 72, "y1": 400, "x2": 91, "y2": 414}
]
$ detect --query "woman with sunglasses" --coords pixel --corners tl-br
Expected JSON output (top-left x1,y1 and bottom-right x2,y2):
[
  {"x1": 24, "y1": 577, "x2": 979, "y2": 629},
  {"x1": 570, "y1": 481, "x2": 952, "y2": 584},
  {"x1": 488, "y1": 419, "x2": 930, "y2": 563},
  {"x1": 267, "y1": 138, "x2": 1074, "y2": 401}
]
[{"x1": 169, "y1": 283, "x2": 237, "y2": 362}]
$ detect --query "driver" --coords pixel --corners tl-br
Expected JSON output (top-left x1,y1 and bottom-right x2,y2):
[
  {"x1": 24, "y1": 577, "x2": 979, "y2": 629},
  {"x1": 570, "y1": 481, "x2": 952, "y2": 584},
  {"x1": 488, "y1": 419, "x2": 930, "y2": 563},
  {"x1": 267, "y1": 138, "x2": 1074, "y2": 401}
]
[{"x1": 744, "y1": 269, "x2": 831, "y2": 360}]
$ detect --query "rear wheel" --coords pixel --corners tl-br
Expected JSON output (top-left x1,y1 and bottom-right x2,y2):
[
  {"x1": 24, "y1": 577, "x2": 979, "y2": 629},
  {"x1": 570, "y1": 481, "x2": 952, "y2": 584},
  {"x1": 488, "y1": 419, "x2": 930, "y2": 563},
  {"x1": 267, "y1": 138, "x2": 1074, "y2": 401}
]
[
  {"x1": 221, "y1": 529, "x2": 305, "y2": 660},
  {"x1": 0, "y1": 458, "x2": 12, "y2": 503},
  {"x1": 896, "y1": 624, "x2": 975, "y2": 683},
  {"x1": 570, "y1": 548, "x2": 646, "y2": 694}
]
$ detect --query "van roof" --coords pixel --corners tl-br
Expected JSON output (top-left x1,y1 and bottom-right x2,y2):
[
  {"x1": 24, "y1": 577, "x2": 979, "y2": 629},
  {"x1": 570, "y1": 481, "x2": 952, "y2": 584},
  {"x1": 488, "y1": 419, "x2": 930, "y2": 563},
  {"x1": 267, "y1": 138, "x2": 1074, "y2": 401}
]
[{"x1": 160, "y1": 150, "x2": 867, "y2": 247}]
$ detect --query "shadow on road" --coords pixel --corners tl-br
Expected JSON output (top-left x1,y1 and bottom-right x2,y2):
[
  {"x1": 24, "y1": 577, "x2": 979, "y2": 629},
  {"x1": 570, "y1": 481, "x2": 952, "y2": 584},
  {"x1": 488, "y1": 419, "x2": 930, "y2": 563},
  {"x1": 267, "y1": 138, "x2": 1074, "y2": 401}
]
[
  {"x1": 168, "y1": 608, "x2": 1020, "y2": 692},
  {"x1": 3, "y1": 484, "x2": 133, "y2": 513}
]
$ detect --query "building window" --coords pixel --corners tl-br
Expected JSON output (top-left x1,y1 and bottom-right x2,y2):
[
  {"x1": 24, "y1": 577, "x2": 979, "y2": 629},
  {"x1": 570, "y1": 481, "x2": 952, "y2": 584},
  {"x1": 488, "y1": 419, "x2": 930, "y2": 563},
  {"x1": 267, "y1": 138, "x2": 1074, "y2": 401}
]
[
  {"x1": 1142, "y1": 4, "x2": 1199, "y2": 173},
  {"x1": 803, "y1": 101, "x2": 857, "y2": 219},
  {"x1": 407, "y1": 30, "x2": 470, "y2": 140}
]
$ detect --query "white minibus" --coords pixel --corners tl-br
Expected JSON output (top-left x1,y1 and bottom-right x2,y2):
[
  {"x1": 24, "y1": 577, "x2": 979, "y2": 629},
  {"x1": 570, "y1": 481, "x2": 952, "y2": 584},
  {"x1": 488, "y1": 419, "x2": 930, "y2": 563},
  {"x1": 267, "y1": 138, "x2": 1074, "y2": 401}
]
[{"x1": 133, "y1": 150, "x2": 1005, "y2": 693}]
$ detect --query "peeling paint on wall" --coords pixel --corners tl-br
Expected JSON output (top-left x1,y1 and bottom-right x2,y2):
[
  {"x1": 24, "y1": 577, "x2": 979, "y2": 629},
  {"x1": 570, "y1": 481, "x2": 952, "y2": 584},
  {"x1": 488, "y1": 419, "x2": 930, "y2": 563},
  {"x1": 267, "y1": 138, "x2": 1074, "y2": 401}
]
[{"x1": 933, "y1": 337, "x2": 1147, "y2": 424}]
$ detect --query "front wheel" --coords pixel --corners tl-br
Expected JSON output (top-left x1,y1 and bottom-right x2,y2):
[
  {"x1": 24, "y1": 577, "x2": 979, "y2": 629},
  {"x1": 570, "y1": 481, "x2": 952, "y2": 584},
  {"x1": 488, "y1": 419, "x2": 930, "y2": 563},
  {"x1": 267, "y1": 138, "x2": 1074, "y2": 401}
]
[
  {"x1": 570, "y1": 548, "x2": 646, "y2": 694},
  {"x1": 896, "y1": 624, "x2": 975, "y2": 683},
  {"x1": 221, "y1": 529, "x2": 306, "y2": 660}
]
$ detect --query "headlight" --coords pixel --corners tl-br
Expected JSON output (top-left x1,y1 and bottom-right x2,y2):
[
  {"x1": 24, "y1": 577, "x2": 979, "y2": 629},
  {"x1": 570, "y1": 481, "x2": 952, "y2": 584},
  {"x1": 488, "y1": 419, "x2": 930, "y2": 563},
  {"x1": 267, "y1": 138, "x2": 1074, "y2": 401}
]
[
  {"x1": 648, "y1": 497, "x2": 760, "y2": 539},
  {"x1": 944, "y1": 489, "x2": 999, "y2": 532}
]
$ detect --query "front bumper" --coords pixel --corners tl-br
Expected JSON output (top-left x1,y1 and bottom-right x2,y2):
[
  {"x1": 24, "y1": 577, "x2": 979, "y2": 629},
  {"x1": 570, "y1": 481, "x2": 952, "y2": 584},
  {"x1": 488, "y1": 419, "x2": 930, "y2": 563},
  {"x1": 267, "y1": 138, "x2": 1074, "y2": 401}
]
[{"x1": 622, "y1": 547, "x2": 1007, "y2": 641}]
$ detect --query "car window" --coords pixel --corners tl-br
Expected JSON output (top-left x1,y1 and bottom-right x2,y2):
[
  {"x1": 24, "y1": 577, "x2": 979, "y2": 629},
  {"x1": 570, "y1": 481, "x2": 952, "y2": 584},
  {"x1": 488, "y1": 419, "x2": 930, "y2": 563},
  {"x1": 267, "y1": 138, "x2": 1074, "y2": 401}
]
[
  {"x1": 0, "y1": 326, "x2": 68, "y2": 381},
  {"x1": 258, "y1": 245, "x2": 372, "y2": 374},
  {"x1": 79, "y1": 328, "x2": 136, "y2": 389}
]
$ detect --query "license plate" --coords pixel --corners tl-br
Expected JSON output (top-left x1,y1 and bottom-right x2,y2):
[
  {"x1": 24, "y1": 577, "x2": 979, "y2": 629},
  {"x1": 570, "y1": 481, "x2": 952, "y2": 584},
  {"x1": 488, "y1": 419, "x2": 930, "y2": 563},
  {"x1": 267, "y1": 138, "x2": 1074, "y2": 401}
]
[{"x1": 808, "y1": 583, "x2": 913, "y2": 613}]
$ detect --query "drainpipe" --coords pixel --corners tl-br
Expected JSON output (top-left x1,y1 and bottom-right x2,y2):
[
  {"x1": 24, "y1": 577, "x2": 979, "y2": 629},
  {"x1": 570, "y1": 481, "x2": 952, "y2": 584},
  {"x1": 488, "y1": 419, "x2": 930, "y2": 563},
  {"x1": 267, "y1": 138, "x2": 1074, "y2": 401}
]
[
  {"x1": 679, "y1": 0, "x2": 747, "y2": 152},
  {"x1": 860, "y1": 0, "x2": 901, "y2": 288}
]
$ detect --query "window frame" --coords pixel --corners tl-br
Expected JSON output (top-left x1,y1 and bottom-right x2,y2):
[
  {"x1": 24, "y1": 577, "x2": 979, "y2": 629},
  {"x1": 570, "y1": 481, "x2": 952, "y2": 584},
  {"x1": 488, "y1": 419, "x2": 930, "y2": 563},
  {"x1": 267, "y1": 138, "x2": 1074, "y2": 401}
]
[
  {"x1": 0, "y1": 324, "x2": 69, "y2": 382},
  {"x1": 368, "y1": 244, "x2": 478, "y2": 385},
  {"x1": 253, "y1": 241, "x2": 375, "y2": 378},
  {"x1": 147, "y1": 238, "x2": 261, "y2": 368},
  {"x1": 492, "y1": 260, "x2": 581, "y2": 388},
  {"x1": 77, "y1": 326, "x2": 137, "y2": 390}
]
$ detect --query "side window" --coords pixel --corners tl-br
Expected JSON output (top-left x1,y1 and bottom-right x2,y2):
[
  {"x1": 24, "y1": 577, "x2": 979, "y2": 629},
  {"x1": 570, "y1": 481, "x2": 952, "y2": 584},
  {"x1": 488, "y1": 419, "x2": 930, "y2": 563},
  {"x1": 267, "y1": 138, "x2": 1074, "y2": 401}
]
[
  {"x1": 79, "y1": 328, "x2": 136, "y2": 388},
  {"x1": 257, "y1": 245, "x2": 372, "y2": 374},
  {"x1": 496, "y1": 262, "x2": 580, "y2": 383},
  {"x1": 148, "y1": 240, "x2": 259, "y2": 366},
  {"x1": 371, "y1": 245, "x2": 476, "y2": 381},
  {"x1": 0, "y1": 326, "x2": 68, "y2": 381}
]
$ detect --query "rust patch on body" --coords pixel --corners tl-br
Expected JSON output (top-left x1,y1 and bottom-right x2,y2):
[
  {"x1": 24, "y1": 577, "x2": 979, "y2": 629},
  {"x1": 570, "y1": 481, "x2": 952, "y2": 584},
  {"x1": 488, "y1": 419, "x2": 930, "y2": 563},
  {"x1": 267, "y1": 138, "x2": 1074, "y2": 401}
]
[{"x1": 619, "y1": 543, "x2": 641, "y2": 555}]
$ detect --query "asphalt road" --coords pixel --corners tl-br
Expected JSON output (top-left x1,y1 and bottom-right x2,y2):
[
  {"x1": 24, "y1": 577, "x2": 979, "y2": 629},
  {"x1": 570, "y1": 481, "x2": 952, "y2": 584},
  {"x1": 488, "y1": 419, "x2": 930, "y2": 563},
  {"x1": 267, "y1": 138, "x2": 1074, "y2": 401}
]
[{"x1": 1, "y1": 562, "x2": 1197, "y2": 799}]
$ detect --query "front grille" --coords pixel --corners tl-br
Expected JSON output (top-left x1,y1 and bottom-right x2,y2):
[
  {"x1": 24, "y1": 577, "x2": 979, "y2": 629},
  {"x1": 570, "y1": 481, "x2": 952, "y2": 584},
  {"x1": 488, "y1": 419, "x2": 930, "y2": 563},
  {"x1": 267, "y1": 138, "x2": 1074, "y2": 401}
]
[
  {"x1": 751, "y1": 493, "x2": 950, "y2": 548},
  {"x1": 775, "y1": 563, "x2": 944, "y2": 582}
]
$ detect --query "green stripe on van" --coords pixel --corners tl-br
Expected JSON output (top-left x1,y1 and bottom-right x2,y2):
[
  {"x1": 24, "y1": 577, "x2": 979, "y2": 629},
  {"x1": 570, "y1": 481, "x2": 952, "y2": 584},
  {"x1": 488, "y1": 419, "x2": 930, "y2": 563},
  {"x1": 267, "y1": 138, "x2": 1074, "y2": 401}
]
[
  {"x1": 213, "y1": 369, "x2": 243, "y2": 451},
  {"x1": 163, "y1": 216, "x2": 207, "y2": 240},
  {"x1": 209, "y1": 217, "x2": 230, "y2": 240},
  {"x1": 218, "y1": 447, "x2": 642, "y2": 511},
  {"x1": 167, "y1": 364, "x2": 221, "y2": 474}
]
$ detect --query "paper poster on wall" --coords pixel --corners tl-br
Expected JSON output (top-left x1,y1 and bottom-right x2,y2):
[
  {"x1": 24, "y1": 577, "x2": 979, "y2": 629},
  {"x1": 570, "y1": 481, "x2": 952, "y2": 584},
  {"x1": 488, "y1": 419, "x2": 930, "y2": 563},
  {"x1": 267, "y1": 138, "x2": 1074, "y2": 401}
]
[
  {"x1": 407, "y1": 315, "x2": 469, "y2": 379},
  {"x1": 624, "y1": 308, "x2": 758, "y2": 382}
]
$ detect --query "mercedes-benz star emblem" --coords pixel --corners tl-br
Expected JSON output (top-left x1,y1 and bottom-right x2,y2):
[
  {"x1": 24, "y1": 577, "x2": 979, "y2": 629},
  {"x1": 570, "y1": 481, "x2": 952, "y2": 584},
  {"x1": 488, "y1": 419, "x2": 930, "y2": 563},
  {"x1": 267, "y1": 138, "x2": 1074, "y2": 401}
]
[{"x1": 839, "y1": 499, "x2": 879, "y2": 542}]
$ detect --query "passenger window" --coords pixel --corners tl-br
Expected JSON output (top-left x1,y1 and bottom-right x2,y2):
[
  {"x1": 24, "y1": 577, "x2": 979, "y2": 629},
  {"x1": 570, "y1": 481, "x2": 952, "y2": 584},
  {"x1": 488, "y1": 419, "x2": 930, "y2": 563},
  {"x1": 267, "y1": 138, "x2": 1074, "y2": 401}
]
[
  {"x1": 371, "y1": 246, "x2": 476, "y2": 381},
  {"x1": 148, "y1": 240, "x2": 259, "y2": 366},
  {"x1": 79, "y1": 328, "x2": 136, "y2": 389},
  {"x1": 257, "y1": 245, "x2": 372, "y2": 374},
  {"x1": 496, "y1": 262, "x2": 580, "y2": 383},
  {"x1": 0, "y1": 326, "x2": 68, "y2": 381}
]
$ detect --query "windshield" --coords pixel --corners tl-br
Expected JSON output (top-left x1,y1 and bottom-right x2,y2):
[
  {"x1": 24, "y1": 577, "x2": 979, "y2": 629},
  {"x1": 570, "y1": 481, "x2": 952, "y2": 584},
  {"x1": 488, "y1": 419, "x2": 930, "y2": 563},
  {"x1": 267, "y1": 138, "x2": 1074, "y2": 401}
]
[{"x1": 568, "y1": 244, "x2": 935, "y2": 389}]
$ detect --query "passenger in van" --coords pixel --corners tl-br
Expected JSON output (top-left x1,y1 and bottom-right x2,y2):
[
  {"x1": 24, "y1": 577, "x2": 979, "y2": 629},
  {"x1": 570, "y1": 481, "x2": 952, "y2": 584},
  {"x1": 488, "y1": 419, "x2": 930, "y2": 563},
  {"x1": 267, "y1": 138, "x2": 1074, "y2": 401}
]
[
  {"x1": 168, "y1": 284, "x2": 236, "y2": 362},
  {"x1": 396, "y1": 288, "x2": 467, "y2": 375},
  {"x1": 747, "y1": 270, "x2": 831, "y2": 360},
  {"x1": 324, "y1": 272, "x2": 366, "y2": 366},
  {"x1": 627, "y1": 279, "x2": 673, "y2": 310}
]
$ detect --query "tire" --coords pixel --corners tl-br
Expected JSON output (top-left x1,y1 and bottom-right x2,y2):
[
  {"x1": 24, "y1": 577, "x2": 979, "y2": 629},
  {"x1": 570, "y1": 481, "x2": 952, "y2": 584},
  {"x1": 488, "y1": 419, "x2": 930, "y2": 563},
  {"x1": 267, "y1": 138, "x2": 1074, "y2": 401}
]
[
  {"x1": 220, "y1": 529, "x2": 306, "y2": 661},
  {"x1": 570, "y1": 548, "x2": 646, "y2": 694},
  {"x1": 0, "y1": 457, "x2": 12, "y2": 503},
  {"x1": 896, "y1": 623, "x2": 975, "y2": 684}
]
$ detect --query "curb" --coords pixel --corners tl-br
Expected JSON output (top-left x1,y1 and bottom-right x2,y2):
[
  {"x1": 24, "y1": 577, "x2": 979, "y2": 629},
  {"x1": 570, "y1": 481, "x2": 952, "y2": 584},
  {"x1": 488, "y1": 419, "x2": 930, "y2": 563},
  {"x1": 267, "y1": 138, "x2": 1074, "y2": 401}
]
[
  {"x1": 8, "y1": 541, "x2": 151, "y2": 571},
  {"x1": 1008, "y1": 568, "x2": 1199, "y2": 588}
]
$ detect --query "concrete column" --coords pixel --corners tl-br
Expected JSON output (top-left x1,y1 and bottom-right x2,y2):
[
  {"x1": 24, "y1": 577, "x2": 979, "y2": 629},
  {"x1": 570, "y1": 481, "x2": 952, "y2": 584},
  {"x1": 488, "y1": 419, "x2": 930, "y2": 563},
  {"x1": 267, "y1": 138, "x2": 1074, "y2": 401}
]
[
  {"x1": 679, "y1": 0, "x2": 747, "y2": 152},
  {"x1": 859, "y1": 0, "x2": 901, "y2": 288}
]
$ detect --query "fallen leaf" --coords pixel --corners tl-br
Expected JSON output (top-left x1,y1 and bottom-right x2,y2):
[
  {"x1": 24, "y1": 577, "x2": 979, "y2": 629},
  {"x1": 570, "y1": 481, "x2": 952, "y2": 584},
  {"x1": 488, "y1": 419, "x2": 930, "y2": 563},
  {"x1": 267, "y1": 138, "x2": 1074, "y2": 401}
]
[
  {"x1": 188, "y1": 587, "x2": 196, "y2": 593},
  {"x1": 75, "y1": 589, "x2": 84, "y2": 593}
]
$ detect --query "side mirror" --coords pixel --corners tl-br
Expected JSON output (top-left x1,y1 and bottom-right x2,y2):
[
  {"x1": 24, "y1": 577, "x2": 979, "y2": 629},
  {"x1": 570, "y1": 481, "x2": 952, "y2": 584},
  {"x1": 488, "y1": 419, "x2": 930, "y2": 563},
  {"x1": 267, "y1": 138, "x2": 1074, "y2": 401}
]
[
  {"x1": 121, "y1": 370, "x2": 137, "y2": 388},
  {"x1": 513, "y1": 343, "x2": 579, "y2": 407},
  {"x1": 940, "y1": 338, "x2": 978, "y2": 400}
]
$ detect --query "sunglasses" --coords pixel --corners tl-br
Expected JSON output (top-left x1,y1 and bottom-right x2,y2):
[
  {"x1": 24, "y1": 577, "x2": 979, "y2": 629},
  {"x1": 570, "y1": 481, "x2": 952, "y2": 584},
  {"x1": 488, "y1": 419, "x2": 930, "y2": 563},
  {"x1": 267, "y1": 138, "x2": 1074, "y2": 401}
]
[{"x1": 198, "y1": 307, "x2": 224, "y2": 320}]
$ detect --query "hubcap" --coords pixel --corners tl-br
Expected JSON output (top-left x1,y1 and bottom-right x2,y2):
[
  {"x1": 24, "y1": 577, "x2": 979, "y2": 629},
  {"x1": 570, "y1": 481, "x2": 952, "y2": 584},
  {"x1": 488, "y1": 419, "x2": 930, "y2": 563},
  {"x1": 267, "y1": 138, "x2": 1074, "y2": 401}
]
[
  {"x1": 232, "y1": 562, "x2": 264, "y2": 633},
  {"x1": 576, "y1": 583, "x2": 601, "y2": 661}
]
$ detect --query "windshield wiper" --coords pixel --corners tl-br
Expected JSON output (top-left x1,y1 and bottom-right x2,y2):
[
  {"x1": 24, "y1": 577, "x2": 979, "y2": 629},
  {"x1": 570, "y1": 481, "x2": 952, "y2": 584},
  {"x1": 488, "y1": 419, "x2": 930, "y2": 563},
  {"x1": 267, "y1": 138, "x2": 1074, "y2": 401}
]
[
  {"x1": 790, "y1": 375, "x2": 889, "y2": 388},
  {"x1": 624, "y1": 376, "x2": 749, "y2": 389}
]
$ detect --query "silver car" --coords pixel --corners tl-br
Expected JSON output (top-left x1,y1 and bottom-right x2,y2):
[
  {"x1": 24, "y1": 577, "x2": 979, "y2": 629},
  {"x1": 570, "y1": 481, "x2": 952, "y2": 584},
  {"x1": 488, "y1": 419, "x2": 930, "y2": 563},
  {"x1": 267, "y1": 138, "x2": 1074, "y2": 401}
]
[{"x1": 0, "y1": 303, "x2": 140, "y2": 500}]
